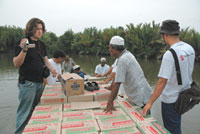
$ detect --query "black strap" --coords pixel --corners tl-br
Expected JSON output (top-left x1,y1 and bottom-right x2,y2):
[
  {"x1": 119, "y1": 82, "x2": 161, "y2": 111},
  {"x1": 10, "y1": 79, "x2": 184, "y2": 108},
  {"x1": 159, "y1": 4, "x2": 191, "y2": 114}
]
[{"x1": 169, "y1": 48, "x2": 182, "y2": 85}]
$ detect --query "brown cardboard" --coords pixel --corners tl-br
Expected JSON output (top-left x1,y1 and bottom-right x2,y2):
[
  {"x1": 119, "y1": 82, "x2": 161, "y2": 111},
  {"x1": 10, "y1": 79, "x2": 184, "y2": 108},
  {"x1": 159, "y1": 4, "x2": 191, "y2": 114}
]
[{"x1": 61, "y1": 73, "x2": 84, "y2": 96}]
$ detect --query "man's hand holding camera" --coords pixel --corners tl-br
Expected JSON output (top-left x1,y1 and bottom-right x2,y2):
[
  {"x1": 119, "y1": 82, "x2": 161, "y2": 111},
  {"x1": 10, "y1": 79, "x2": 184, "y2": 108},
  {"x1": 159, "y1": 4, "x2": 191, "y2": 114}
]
[{"x1": 19, "y1": 38, "x2": 29, "y2": 53}]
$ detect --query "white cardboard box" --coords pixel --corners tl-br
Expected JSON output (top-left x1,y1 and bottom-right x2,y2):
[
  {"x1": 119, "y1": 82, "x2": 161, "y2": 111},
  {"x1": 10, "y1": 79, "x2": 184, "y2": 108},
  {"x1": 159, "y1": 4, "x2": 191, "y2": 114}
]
[
  {"x1": 23, "y1": 123, "x2": 61, "y2": 134},
  {"x1": 62, "y1": 119, "x2": 100, "y2": 134},
  {"x1": 99, "y1": 127, "x2": 141, "y2": 134},
  {"x1": 33, "y1": 104, "x2": 62, "y2": 114},
  {"x1": 137, "y1": 121, "x2": 171, "y2": 134},
  {"x1": 40, "y1": 92, "x2": 67, "y2": 105}
]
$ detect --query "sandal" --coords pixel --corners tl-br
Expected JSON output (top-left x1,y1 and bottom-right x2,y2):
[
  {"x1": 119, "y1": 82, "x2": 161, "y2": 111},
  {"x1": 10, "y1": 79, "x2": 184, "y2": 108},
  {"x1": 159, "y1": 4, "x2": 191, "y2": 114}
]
[{"x1": 91, "y1": 81, "x2": 100, "y2": 90}]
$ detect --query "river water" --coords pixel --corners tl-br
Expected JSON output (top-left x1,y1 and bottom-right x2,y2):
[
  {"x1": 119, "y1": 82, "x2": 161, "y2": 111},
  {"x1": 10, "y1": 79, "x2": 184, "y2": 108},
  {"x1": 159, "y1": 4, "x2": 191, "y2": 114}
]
[{"x1": 0, "y1": 53, "x2": 200, "y2": 134}]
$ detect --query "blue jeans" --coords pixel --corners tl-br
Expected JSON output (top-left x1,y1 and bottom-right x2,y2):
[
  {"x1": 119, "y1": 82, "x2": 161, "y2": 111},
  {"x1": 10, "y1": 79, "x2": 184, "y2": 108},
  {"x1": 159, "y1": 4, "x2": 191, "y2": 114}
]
[
  {"x1": 162, "y1": 102, "x2": 182, "y2": 134},
  {"x1": 15, "y1": 80, "x2": 44, "y2": 134}
]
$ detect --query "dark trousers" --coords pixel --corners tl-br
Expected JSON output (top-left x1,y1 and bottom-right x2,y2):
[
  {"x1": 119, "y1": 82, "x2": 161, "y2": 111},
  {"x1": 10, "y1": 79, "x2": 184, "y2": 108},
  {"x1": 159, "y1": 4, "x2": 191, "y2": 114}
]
[{"x1": 162, "y1": 102, "x2": 182, "y2": 134}]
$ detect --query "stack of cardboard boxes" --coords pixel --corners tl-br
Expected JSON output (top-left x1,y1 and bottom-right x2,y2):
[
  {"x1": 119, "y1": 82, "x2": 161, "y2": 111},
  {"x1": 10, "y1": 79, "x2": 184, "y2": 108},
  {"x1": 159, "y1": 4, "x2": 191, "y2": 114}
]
[{"x1": 22, "y1": 73, "x2": 170, "y2": 134}]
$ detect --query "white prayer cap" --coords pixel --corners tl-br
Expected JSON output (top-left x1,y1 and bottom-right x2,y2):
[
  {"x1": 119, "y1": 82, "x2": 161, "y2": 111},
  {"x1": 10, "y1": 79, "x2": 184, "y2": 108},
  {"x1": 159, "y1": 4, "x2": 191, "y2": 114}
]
[{"x1": 109, "y1": 36, "x2": 124, "y2": 46}]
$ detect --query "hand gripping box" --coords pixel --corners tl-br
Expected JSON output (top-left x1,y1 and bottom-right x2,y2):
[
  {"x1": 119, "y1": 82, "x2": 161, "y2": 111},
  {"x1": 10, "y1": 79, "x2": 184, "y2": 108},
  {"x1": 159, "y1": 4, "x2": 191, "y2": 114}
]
[
  {"x1": 62, "y1": 119, "x2": 100, "y2": 134},
  {"x1": 100, "y1": 127, "x2": 141, "y2": 134},
  {"x1": 23, "y1": 123, "x2": 61, "y2": 134},
  {"x1": 61, "y1": 73, "x2": 84, "y2": 96},
  {"x1": 137, "y1": 121, "x2": 171, "y2": 134}
]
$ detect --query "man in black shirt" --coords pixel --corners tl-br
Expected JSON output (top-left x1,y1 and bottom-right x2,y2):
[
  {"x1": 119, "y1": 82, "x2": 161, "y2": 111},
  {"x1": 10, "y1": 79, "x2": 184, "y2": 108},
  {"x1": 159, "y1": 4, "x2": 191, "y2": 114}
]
[{"x1": 13, "y1": 18, "x2": 57, "y2": 134}]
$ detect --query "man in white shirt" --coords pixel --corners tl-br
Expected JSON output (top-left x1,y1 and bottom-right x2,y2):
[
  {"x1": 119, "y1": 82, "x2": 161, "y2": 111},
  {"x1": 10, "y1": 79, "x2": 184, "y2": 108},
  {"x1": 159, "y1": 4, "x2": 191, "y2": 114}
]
[
  {"x1": 94, "y1": 57, "x2": 110, "y2": 77},
  {"x1": 142, "y1": 20, "x2": 195, "y2": 134},
  {"x1": 104, "y1": 36, "x2": 152, "y2": 113},
  {"x1": 47, "y1": 50, "x2": 65, "y2": 85}
]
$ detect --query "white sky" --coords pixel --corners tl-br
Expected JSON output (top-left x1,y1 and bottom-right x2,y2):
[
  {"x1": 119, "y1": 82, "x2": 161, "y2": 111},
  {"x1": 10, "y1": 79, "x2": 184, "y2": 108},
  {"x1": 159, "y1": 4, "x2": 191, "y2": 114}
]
[{"x1": 0, "y1": 0, "x2": 199, "y2": 36}]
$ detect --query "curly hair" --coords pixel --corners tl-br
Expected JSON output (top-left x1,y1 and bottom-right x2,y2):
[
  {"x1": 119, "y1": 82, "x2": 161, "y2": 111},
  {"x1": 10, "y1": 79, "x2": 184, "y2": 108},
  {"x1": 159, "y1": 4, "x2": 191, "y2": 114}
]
[{"x1": 24, "y1": 18, "x2": 46, "y2": 37}]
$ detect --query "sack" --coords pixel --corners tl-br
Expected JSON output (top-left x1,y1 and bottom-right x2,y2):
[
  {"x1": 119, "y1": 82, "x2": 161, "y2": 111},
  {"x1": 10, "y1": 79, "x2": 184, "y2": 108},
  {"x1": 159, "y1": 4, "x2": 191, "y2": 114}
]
[
  {"x1": 43, "y1": 66, "x2": 50, "y2": 78},
  {"x1": 175, "y1": 81, "x2": 200, "y2": 114}
]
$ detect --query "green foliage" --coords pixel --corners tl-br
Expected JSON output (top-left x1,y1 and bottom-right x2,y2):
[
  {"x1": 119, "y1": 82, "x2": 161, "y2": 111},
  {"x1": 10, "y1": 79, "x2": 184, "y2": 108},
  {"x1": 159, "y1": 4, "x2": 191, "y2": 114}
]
[
  {"x1": 0, "y1": 26, "x2": 23, "y2": 52},
  {"x1": 0, "y1": 22, "x2": 200, "y2": 60}
]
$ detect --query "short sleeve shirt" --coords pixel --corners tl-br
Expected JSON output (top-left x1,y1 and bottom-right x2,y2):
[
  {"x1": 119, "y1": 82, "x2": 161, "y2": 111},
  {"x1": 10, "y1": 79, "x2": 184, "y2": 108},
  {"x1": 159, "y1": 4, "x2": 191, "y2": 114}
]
[
  {"x1": 159, "y1": 41, "x2": 195, "y2": 103},
  {"x1": 115, "y1": 50, "x2": 152, "y2": 106},
  {"x1": 47, "y1": 59, "x2": 62, "y2": 85},
  {"x1": 14, "y1": 37, "x2": 47, "y2": 83}
]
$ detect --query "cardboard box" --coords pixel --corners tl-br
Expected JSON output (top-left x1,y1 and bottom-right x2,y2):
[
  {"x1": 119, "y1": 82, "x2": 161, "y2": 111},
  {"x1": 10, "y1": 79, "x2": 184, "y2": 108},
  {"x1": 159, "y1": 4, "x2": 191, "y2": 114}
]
[
  {"x1": 93, "y1": 108, "x2": 126, "y2": 118},
  {"x1": 94, "y1": 89, "x2": 111, "y2": 101},
  {"x1": 23, "y1": 123, "x2": 61, "y2": 134},
  {"x1": 40, "y1": 92, "x2": 67, "y2": 105},
  {"x1": 137, "y1": 121, "x2": 171, "y2": 134},
  {"x1": 33, "y1": 104, "x2": 62, "y2": 114},
  {"x1": 88, "y1": 76, "x2": 107, "y2": 81},
  {"x1": 99, "y1": 84, "x2": 111, "y2": 89},
  {"x1": 45, "y1": 83, "x2": 61, "y2": 89},
  {"x1": 63, "y1": 110, "x2": 95, "y2": 118},
  {"x1": 62, "y1": 120, "x2": 100, "y2": 132},
  {"x1": 43, "y1": 88, "x2": 63, "y2": 93},
  {"x1": 61, "y1": 73, "x2": 84, "y2": 96},
  {"x1": 97, "y1": 119, "x2": 135, "y2": 131},
  {"x1": 71, "y1": 101, "x2": 101, "y2": 110},
  {"x1": 68, "y1": 91, "x2": 94, "y2": 103},
  {"x1": 30, "y1": 112, "x2": 62, "y2": 121},
  {"x1": 63, "y1": 103, "x2": 71, "y2": 112},
  {"x1": 127, "y1": 108, "x2": 155, "y2": 124},
  {"x1": 100, "y1": 127, "x2": 141, "y2": 134},
  {"x1": 63, "y1": 115, "x2": 95, "y2": 122},
  {"x1": 28, "y1": 118, "x2": 61, "y2": 125},
  {"x1": 98, "y1": 100, "x2": 119, "y2": 109},
  {"x1": 63, "y1": 110, "x2": 95, "y2": 122},
  {"x1": 62, "y1": 127, "x2": 99, "y2": 134}
]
